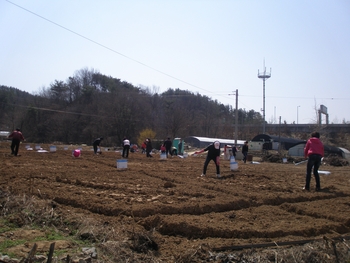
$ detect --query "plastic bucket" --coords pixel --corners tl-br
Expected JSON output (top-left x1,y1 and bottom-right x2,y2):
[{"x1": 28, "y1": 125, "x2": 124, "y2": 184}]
[
  {"x1": 183, "y1": 153, "x2": 188, "y2": 158},
  {"x1": 282, "y1": 158, "x2": 287, "y2": 163},
  {"x1": 35, "y1": 145, "x2": 41, "y2": 150},
  {"x1": 160, "y1": 153, "x2": 167, "y2": 159},
  {"x1": 50, "y1": 146, "x2": 57, "y2": 152},
  {"x1": 230, "y1": 156, "x2": 236, "y2": 162},
  {"x1": 117, "y1": 159, "x2": 128, "y2": 169},
  {"x1": 230, "y1": 161, "x2": 238, "y2": 171}
]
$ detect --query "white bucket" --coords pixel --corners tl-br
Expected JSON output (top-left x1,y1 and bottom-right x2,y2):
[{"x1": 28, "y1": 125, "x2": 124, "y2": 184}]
[
  {"x1": 282, "y1": 158, "x2": 287, "y2": 163},
  {"x1": 230, "y1": 161, "x2": 238, "y2": 171},
  {"x1": 35, "y1": 145, "x2": 41, "y2": 150},
  {"x1": 160, "y1": 153, "x2": 167, "y2": 159},
  {"x1": 183, "y1": 153, "x2": 188, "y2": 158},
  {"x1": 117, "y1": 159, "x2": 128, "y2": 169},
  {"x1": 230, "y1": 156, "x2": 236, "y2": 162},
  {"x1": 50, "y1": 146, "x2": 57, "y2": 152}
]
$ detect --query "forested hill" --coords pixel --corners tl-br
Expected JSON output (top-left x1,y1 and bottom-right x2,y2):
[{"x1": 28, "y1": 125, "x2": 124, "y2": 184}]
[{"x1": 0, "y1": 68, "x2": 264, "y2": 145}]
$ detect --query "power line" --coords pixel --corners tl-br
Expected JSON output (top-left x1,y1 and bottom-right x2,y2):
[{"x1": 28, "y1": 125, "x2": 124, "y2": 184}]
[{"x1": 5, "y1": 0, "x2": 230, "y2": 102}]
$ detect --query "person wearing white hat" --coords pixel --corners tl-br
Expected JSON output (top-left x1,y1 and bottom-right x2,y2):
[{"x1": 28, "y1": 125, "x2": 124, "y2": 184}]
[{"x1": 194, "y1": 141, "x2": 221, "y2": 178}]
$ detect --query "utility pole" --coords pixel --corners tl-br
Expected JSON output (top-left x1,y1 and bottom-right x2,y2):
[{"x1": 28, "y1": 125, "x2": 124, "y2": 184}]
[
  {"x1": 297, "y1": 105, "x2": 300, "y2": 124},
  {"x1": 229, "y1": 90, "x2": 239, "y2": 145},
  {"x1": 235, "y1": 89, "x2": 238, "y2": 145}
]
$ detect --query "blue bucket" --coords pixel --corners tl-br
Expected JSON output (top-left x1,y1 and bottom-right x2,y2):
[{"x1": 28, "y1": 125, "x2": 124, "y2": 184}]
[{"x1": 117, "y1": 159, "x2": 128, "y2": 169}]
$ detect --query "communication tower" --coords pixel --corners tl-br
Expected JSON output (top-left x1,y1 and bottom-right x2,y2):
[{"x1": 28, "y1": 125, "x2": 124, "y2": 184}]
[{"x1": 258, "y1": 65, "x2": 271, "y2": 134}]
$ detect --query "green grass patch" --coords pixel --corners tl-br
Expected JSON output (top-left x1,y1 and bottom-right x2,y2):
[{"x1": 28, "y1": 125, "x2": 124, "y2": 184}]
[{"x1": 0, "y1": 239, "x2": 26, "y2": 250}]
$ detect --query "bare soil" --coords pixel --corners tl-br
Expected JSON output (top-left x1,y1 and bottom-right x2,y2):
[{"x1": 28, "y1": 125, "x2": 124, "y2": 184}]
[{"x1": 1, "y1": 142, "x2": 350, "y2": 262}]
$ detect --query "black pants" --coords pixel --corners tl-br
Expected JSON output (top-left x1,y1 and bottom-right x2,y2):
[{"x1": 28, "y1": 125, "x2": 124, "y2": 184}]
[
  {"x1": 122, "y1": 145, "x2": 130, "y2": 158},
  {"x1": 93, "y1": 144, "x2": 99, "y2": 154},
  {"x1": 242, "y1": 151, "x2": 248, "y2": 163},
  {"x1": 203, "y1": 156, "x2": 220, "y2": 175},
  {"x1": 165, "y1": 148, "x2": 172, "y2": 157},
  {"x1": 11, "y1": 139, "x2": 20, "y2": 156},
  {"x1": 305, "y1": 154, "x2": 322, "y2": 189}
]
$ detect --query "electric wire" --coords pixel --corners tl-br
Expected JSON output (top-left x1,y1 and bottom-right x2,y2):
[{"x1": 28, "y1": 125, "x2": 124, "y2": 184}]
[{"x1": 5, "y1": 0, "x2": 231, "y2": 102}]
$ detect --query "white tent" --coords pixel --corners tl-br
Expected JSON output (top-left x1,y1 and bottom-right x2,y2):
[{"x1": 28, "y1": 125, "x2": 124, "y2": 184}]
[{"x1": 184, "y1": 136, "x2": 246, "y2": 149}]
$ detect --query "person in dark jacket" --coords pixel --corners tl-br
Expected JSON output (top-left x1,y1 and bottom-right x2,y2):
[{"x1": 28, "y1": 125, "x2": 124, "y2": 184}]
[
  {"x1": 195, "y1": 141, "x2": 221, "y2": 178},
  {"x1": 146, "y1": 138, "x2": 153, "y2": 158},
  {"x1": 242, "y1": 141, "x2": 249, "y2": 163},
  {"x1": 163, "y1": 137, "x2": 173, "y2": 157},
  {"x1": 8, "y1": 128, "x2": 25, "y2": 156},
  {"x1": 93, "y1": 137, "x2": 103, "y2": 154},
  {"x1": 232, "y1": 144, "x2": 237, "y2": 158},
  {"x1": 303, "y1": 131, "x2": 324, "y2": 191}
]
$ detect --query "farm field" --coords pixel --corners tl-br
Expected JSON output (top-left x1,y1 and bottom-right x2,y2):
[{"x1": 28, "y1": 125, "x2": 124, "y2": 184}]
[{"x1": 1, "y1": 141, "x2": 350, "y2": 262}]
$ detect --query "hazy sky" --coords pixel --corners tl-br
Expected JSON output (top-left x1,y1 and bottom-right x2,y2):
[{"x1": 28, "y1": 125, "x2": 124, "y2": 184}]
[{"x1": 1, "y1": 0, "x2": 350, "y2": 124}]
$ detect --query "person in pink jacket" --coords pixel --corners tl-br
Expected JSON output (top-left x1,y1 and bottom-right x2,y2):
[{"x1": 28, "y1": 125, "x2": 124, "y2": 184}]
[{"x1": 303, "y1": 131, "x2": 324, "y2": 191}]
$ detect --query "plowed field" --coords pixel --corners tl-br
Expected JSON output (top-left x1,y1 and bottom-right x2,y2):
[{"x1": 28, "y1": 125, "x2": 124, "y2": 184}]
[{"x1": 1, "y1": 142, "x2": 350, "y2": 262}]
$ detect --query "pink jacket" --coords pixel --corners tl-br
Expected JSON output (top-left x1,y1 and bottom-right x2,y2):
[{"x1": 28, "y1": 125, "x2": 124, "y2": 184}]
[{"x1": 304, "y1": 137, "x2": 324, "y2": 158}]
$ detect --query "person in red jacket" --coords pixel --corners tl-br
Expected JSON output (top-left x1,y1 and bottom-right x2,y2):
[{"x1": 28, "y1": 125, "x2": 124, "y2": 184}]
[
  {"x1": 8, "y1": 128, "x2": 25, "y2": 156},
  {"x1": 303, "y1": 131, "x2": 324, "y2": 191}
]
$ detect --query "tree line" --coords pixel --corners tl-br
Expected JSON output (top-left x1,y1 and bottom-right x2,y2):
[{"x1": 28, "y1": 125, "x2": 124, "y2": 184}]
[{"x1": 0, "y1": 68, "x2": 264, "y2": 146}]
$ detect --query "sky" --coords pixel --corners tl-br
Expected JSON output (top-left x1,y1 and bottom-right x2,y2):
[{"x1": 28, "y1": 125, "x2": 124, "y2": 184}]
[{"x1": 1, "y1": 0, "x2": 350, "y2": 125}]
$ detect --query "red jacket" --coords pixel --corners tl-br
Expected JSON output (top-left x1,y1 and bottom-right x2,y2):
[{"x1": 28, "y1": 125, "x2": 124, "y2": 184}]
[
  {"x1": 304, "y1": 137, "x2": 324, "y2": 158},
  {"x1": 8, "y1": 130, "x2": 25, "y2": 141}
]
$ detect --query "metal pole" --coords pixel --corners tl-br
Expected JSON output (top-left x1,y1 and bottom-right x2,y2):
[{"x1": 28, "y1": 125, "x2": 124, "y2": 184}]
[
  {"x1": 297, "y1": 105, "x2": 300, "y2": 124},
  {"x1": 235, "y1": 89, "x2": 238, "y2": 145},
  {"x1": 278, "y1": 116, "x2": 281, "y2": 154},
  {"x1": 263, "y1": 79, "x2": 266, "y2": 134}
]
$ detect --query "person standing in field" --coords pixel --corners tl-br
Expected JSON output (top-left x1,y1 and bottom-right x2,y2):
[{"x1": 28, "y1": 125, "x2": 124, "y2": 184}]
[
  {"x1": 232, "y1": 144, "x2": 237, "y2": 158},
  {"x1": 146, "y1": 138, "x2": 153, "y2": 158},
  {"x1": 163, "y1": 137, "x2": 173, "y2": 157},
  {"x1": 8, "y1": 128, "x2": 25, "y2": 156},
  {"x1": 93, "y1": 137, "x2": 103, "y2": 154},
  {"x1": 303, "y1": 131, "x2": 324, "y2": 191},
  {"x1": 141, "y1": 140, "x2": 147, "y2": 154},
  {"x1": 194, "y1": 141, "x2": 221, "y2": 178},
  {"x1": 178, "y1": 139, "x2": 183, "y2": 155},
  {"x1": 242, "y1": 141, "x2": 249, "y2": 163},
  {"x1": 122, "y1": 137, "x2": 130, "y2": 158}
]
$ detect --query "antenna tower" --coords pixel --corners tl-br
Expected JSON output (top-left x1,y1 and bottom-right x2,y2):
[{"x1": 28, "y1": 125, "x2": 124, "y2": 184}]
[{"x1": 258, "y1": 62, "x2": 271, "y2": 134}]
